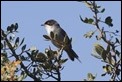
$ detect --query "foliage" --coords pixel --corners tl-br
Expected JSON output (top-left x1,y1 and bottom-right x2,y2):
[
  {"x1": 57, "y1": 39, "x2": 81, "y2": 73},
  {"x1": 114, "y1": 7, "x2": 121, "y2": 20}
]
[
  {"x1": 1, "y1": 1, "x2": 121, "y2": 81},
  {"x1": 1, "y1": 23, "x2": 68, "y2": 81},
  {"x1": 80, "y1": 1, "x2": 121, "y2": 81},
  {"x1": 83, "y1": 73, "x2": 96, "y2": 81}
]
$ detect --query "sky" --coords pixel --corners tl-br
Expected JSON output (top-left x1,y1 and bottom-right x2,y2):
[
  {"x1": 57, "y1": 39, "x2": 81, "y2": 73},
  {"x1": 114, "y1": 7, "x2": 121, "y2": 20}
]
[{"x1": 1, "y1": 1, "x2": 121, "y2": 81}]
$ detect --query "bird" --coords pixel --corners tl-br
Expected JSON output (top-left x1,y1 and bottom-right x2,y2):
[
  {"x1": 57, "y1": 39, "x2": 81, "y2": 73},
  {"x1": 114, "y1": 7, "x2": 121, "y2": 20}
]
[{"x1": 41, "y1": 19, "x2": 80, "y2": 61}]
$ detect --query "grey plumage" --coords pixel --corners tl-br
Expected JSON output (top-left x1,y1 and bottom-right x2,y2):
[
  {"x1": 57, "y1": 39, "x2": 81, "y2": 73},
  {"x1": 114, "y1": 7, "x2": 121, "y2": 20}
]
[{"x1": 42, "y1": 19, "x2": 79, "y2": 61}]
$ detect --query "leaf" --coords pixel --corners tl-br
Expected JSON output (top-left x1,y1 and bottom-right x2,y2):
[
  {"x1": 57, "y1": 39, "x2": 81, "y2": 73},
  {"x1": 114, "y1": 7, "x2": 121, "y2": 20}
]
[
  {"x1": 103, "y1": 66, "x2": 107, "y2": 72},
  {"x1": 15, "y1": 37, "x2": 19, "y2": 46},
  {"x1": 11, "y1": 24, "x2": 14, "y2": 28},
  {"x1": 116, "y1": 69, "x2": 120, "y2": 76},
  {"x1": 106, "y1": 65, "x2": 112, "y2": 74},
  {"x1": 84, "y1": 31, "x2": 95, "y2": 38},
  {"x1": 79, "y1": 16, "x2": 88, "y2": 23},
  {"x1": 87, "y1": 73, "x2": 95, "y2": 81},
  {"x1": 115, "y1": 50, "x2": 120, "y2": 58},
  {"x1": 115, "y1": 38, "x2": 120, "y2": 43},
  {"x1": 84, "y1": 18, "x2": 89, "y2": 23},
  {"x1": 32, "y1": 65, "x2": 38, "y2": 67},
  {"x1": 10, "y1": 24, "x2": 14, "y2": 32},
  {"x1": 60, "y1": 59, "x2": 68, "y2": 64},
  {"x1": 21, "y1": 56, "x2": 27, "y2": 60},
  {"x1": 101, "y1": 73, "x2": 106, "y2": 76},
  {"x1": 101, "y1": 8, "x2": 105, "y2": 13},
  {"x1": 19, "y1": 38, "x2": 25, "y2": 46},
  {"x1": 105, "y1": 16, "x2": 113, "y2": 27},
  {"x1": 80, "y1": 16, "x2": 94, "y2": 24},
  {"x1": 21, "y1": 44, "x2": 26, "y2": 51},
  {"x1": 7, "y1": 26, "x2": 13, "y2": 32},
  {"x1": 94, "y1": 43, "x2": 105, "y2": 56},
  {"x1": 88, "y1": 18, "x2": 94, "y2": 24},
  {"x1": 91, "y1": 52, "x2": 102, "y2": 59},
  {"x1": 106, "y1": 44, "x2": 110, "y2": 54},
  {"x1": 1, "y1": 43, "x2": 3, "y2": 49},
  {"x1": 79, "y1": 15, "x2": 84, "y2": 22},
  {"x1": 43, "y1": 35, "x2": 51, "y2": 40},
  {"x1": 101, "y1": 50, "x2": 107, "y2": 61},
  {"x1": 107, "y1": 53, "x2": 113, "y2": 65},
  {"x1": 35, "y1": 52, "x2": 47, "y2": 62},
  {"x1": 7, "y1": 26, "x2": 11, "y2": 32},
  {"x1": 15, "y1": 23, "x2": 18, "y2": 31},
  {"x1": 115, "y1": 30, "x2": 119, "y2": 33},
  {"x1": 18, "y1": 71, "x2": 27, "y2": 81}
]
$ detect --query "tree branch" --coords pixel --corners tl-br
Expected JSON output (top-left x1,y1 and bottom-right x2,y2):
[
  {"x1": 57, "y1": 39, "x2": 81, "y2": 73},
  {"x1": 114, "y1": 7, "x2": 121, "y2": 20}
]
[{"x1": 1, "y1": 29, "x2": 41, "y2": 81}]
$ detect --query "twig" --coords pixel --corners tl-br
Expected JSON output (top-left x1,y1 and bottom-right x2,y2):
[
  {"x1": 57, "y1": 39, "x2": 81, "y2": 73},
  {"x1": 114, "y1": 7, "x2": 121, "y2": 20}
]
[{"x1": 1, "y1": 29, "x2": 41, "y2": 81}]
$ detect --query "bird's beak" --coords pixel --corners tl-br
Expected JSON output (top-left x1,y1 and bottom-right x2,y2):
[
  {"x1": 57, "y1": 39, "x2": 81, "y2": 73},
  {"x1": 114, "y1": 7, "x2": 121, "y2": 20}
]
[{"x1": 41, "y1": 24, "x2": 45, "y2": 26}]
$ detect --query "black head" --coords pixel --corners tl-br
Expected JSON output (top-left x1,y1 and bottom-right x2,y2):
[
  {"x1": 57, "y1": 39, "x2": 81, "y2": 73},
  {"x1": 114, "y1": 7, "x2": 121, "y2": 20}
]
[{"x1": 44, "y1": 19, "x2": 58, "y2": 26}]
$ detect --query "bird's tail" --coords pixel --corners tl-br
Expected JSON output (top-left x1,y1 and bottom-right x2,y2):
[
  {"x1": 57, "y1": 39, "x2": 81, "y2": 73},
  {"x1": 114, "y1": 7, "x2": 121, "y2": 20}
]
[{"x1": 65, "y1": 48, "x2": 81, "y2": 62}]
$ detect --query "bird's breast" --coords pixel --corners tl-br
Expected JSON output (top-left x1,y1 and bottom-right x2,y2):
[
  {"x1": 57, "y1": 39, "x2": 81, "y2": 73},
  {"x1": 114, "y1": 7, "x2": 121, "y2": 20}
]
[{"x1": 45, "y1": 25, "x2": 55, "y2": 36}]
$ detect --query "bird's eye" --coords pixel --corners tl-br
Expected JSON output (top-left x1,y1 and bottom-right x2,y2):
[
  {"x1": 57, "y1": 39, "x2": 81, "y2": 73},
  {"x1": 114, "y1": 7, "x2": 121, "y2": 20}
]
[{"x1": 45, "y1": 21, "x2": 50, "y2": 25}]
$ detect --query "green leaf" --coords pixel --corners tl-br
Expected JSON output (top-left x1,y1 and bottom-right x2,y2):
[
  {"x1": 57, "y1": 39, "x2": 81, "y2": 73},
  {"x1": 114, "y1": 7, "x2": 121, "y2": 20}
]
[
  {"x1": 115, "y1": 50, "x2": 120, "y2": 58},
  {"x1": 7, "y1": 26, "x2": 13, "y2": 32},
  {"x1": 7, "y1": 26, "x2": 11, "y2": 32},
  {"x1": 21, "y1": 55, "x2": 26, "y2": 61},
  {"x1": 106, "y1": 65, "x2": 112, "y2": 74},
  {"x1": 21, "y1": 44, "x2": 26, "y2": 51},
  {"x1": 1, "y1": 43, "x2": 3, "y2": 49},
  {"x1": 88, "y1": 18, "x2": 94, "y2": 24},
  {"x1": 35, "y1": 52, "x2": 47, "y2": 62},
  {"x1": 116, "y1": 69, "x2": 120, "y2": 76},
  {"x1": 84, "y1": 31, "x2": 95, "y2": 38},
  {"x1": 79, "y1": 15, "x2": 84, "y2": 22},
  {"x1": 101, "y1": 50, "x2": 107, "y2": 61},
  {"x1": 91, "y1": 52, "x2": 102, "y2": 59},
  {"x1": 15, "y1": 23, "x2": 18, "y2": 31},
  {"x1": 115, "y1": 30, "x2": 119, "y2": 33},
  {"x1": 115, "y1": 38, "x2": 120, "y2": 43},
  {"x1": 43, "y1": 35, "x2": 51, "y2": 40},
  {"x1": 15, "y1": 37, "x2": 19, "y2": 46},
  {"x1": 94, "y1": 43, "x2": 105, "y2": 56},
  {"x1": 103, "y1": 66, "x2": 107, "y2": 72},
  {"x1": 84, "y1": 18, "x2": 89, "y2": 23},
  {"x1": 79, "y1": 16, "x2": 94, "y2": 24},
  {"x1": 79, "y1": 16, "x2": 88, "y2": 23},
  {"x1": 18, "y1": 71, "x2": 27, "y2": 81},
  {"x1": 107, "y1": 53, "x2": 115, "y2": 65},
  {"x1": 19, "y1": 38, "x2": 25, "y2": 46},
  {"x1": 101, "y1": 8, "x2": 105, "y2": 13},
  {"x1": 105, "y1": 16, "x2": 113, "y2": 27},
  {"x1": 60, "y1": 59, "x2": 68, "y2": 64},
  {"x1": 106, "y1": 44, "x2": 110, "y2": 54},
  {"x1": 11, "y1": 24, "x2": 14, "y2": 28},
  {"x1": 87, "y1": 73, "x2": 95, "y2": 81},
  {"x1": 101, "y1": 73, "x2": 106, "y2": 76}
]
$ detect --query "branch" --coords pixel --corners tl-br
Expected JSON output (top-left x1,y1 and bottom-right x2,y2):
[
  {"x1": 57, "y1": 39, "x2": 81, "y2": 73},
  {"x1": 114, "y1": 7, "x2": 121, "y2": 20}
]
[
  {"x1": 92, "y1": 2, "x2": 114, "y2": 47},
  {"x1": 1, "y1": 29, "x2": 41, "y2": 81}
]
